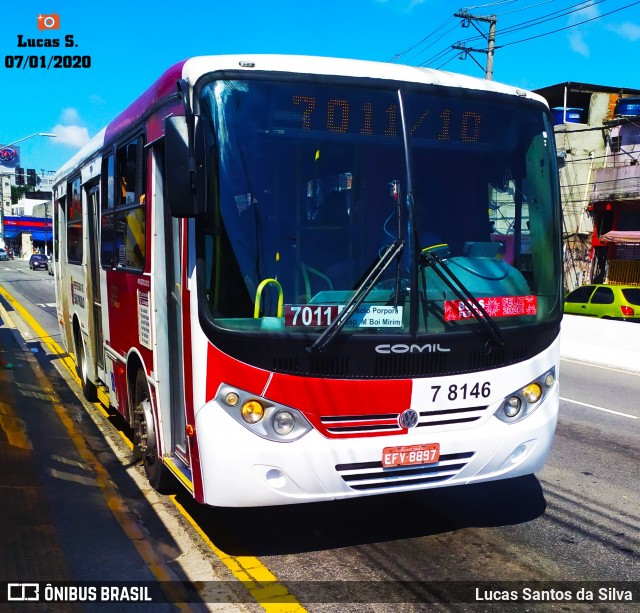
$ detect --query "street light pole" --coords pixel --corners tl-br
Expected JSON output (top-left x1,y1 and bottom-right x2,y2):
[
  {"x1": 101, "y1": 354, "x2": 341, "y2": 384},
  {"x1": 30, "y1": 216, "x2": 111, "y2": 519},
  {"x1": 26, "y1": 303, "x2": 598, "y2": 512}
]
[
  {"x1": 5, "y1": 132, "x2": 57, "y2": 147},
  {"x1": 0, "y1": 132, "x2": 57, "y2": 251}
]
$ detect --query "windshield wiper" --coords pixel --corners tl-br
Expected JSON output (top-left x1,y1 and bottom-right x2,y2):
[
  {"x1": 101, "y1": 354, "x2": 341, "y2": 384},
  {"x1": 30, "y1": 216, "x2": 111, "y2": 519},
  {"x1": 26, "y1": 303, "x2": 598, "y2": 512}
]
[
  {"x1": 307, "y1": 239, "x2": 404, "y2": 353},
  {"x1": 420, "y1": 249, "x2": 505, "y2": 348}
]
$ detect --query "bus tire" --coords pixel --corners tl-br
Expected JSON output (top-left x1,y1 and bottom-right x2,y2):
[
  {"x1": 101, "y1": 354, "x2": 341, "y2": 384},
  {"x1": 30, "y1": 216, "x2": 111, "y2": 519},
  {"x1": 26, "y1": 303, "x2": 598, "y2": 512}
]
[
  {"x1": 74, "y1": 329, "x2": 98, "y2": 402},
  {"x1": 132, "y1": 370, "x2": 173, "y2": 493}
]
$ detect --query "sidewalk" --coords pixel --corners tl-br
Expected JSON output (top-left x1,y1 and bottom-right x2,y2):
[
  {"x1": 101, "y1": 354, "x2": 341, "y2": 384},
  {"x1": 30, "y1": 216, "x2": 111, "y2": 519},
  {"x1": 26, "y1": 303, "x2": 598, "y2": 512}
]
[
  {"x1": 0, "y1": 297, "x2": 180, "y2": 610},
  {"x1": 0, "y1": 308, "x2": 79, "y2": 592},
  {"x1": 0, "y1": 288, "x2": 250, "y2": 611}
]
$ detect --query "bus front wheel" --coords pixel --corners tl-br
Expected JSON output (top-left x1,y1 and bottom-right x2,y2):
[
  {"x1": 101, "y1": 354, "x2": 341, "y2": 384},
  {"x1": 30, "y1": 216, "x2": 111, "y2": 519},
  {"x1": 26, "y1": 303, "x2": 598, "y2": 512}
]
[{"x1": 132, "y1": 370, "x2": 172, "y2": 492}]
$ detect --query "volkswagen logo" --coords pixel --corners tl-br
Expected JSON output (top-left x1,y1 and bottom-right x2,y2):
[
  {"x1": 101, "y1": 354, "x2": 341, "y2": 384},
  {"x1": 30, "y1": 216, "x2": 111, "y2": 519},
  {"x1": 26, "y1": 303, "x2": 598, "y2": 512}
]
[{"x1": 398, "y1": 409, "x2": 419, "y2": 429}]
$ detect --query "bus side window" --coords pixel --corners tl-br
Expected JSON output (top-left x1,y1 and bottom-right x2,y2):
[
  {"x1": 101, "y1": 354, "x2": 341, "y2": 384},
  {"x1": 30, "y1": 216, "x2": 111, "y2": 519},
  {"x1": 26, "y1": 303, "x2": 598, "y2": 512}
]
[
  {"x1": 104, "y1": 138, "x2": 147, "y2": 272},
  {"x1": 101, "y1": 155, "x2": 115, "y2": 268},
  {"x1": 67, "y1": 176, "x2": 83, "y2": 264}
]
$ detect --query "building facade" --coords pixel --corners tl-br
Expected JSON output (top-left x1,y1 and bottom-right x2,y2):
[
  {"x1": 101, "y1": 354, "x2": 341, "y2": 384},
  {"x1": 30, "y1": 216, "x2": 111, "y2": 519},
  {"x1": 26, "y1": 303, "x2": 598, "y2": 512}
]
[
  {"x1": 589, "y1": 97, "x2": 640, "y2": 286},
  {"x1": 0, "y1": 168, "x2": 54, "y2": 256},
  {"x1": 534, "y1": 82, "x2": 640, "y2": 291}
]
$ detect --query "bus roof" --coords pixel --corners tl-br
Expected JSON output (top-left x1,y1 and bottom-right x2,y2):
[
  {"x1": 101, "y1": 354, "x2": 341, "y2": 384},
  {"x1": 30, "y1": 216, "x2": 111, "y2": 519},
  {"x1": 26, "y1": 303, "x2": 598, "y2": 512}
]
[
  {"x1": 184, "y1": 54, "x2": 546, "y2": 103},
  {"x1": 55, "y1": 54, "x2": 547, "y2": 184}
]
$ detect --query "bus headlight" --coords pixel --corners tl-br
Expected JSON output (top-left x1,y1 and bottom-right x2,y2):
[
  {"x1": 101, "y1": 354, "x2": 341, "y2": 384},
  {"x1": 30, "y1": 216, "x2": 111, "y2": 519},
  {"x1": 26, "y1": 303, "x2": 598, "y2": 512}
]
[
  {"x1": 496, "y1": 368, "x2": 556, "y2": 424},
  {"x1": 504, "y1": 396, "x2": 522, "y2": 418},
  {"x1": 273, "y1": 411, "x2": 295, "y2": 436},
  {"x1": 216, "y1": 384, "x2": 312, "y2": 442}
]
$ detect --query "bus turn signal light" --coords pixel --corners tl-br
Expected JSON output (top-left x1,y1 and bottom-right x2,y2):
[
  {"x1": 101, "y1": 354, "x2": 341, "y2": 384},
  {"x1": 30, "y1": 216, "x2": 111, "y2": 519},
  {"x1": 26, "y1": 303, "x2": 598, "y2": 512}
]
[{"x1": 241, "y1": 400, "x2": 265, "y2": 424}]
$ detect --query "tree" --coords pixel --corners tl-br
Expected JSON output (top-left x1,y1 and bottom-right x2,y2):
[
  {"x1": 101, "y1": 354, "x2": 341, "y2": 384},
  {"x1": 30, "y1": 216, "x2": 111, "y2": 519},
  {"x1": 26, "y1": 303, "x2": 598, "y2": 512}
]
[{"x1": 11, "y1": 185, "x2": 31, "y2": 204}]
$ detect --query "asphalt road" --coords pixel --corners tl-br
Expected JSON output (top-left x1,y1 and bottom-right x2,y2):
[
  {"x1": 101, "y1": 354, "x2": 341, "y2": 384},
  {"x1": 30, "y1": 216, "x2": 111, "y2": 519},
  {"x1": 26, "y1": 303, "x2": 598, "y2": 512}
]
[
  {"x1": 1, "y1": 258, "x2": 638, "y2": 612},
  {"x1": 180, "y1": 359, "x2": 639, "y2": 611}
]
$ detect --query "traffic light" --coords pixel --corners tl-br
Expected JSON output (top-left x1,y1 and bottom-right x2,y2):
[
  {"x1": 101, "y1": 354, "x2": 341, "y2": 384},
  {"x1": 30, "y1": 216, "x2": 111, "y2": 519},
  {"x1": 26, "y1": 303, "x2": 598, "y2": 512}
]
[
  {"x1": 15, "y1": 167, "x2": 24, "y2": 185},
  {"x1": 27, "y1": 169, "x2": 36, "y2": 186}
]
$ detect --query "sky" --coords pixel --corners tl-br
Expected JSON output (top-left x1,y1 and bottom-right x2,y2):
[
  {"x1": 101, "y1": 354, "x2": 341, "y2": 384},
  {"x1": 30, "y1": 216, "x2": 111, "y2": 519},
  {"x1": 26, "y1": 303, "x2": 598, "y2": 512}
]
[{"x1": 1, "y1": 0, "x2": 639, "y2": 174}]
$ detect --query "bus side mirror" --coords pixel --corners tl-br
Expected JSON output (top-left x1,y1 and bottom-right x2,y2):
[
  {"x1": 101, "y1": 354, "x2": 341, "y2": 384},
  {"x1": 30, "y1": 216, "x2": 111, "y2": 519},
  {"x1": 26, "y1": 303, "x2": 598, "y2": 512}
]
[{"x1": 165, "y1": 115, "x2": 205, "y2": 217}]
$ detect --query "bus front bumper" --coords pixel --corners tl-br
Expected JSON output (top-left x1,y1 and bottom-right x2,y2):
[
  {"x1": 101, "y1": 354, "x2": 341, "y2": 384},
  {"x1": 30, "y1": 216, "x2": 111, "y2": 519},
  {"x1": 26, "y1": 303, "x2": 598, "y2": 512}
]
[{"x1": 194, "y1": 384, "x2": 559, "y2": 507}]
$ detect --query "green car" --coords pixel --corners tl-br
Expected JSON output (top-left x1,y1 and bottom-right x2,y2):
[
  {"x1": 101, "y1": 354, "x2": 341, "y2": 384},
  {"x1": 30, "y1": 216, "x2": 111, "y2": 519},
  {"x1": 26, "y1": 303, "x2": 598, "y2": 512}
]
[{"x1": 564, "y1": 284, "x2": 640, "y2": 321}]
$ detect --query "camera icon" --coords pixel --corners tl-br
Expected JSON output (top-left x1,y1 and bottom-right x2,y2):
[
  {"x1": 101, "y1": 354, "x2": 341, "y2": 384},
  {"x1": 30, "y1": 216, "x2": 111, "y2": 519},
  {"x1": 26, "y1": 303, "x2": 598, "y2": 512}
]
[{"x1": 37, "y1": 13, "x2": 60, "y2": 30}]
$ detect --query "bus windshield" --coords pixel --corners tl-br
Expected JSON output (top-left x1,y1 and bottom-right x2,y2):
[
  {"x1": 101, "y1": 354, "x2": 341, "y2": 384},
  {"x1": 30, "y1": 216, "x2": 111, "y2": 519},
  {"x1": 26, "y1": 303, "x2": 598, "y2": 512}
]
[{"x1": 199, "y1": 78, "x2": 561, "y2": 339}]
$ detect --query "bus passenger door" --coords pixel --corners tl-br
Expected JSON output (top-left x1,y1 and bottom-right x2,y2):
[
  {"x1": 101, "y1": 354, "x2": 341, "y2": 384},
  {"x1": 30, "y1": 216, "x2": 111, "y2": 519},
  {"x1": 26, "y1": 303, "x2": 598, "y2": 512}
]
[
  {"x1": 153, "y1": 142, "x2": 188, "y2": 467},
  {"x1": 86, "y1": 181, "x2": 105, "y2": 376},
  {"x1": 53, "y1": 188, "x2": 73, "y2": 354},
  {"x1": 166, "y1": 214, "x2": 187, "y2": 460}
]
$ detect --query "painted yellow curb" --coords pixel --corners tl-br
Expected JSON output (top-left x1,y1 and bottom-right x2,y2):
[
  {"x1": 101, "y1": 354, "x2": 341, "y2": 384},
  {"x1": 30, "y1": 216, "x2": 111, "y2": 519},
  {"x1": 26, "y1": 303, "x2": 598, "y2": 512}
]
[{"x1": 0, "y1": 283, "x2": 307, "y2": 612}]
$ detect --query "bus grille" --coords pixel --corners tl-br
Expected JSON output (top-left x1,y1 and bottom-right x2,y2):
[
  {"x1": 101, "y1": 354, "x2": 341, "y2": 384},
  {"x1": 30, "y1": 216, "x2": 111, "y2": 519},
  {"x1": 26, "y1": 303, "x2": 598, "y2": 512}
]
[
  {"x1": 319, "y1": 406, "x2": 489, "y2": 436},
  {"x1": 418, "y1": 405, "x2": 488, "y2": 428},
  {"x1": 335, "y1": 452, "x2": 474, "y2": 491},
  {"x1": 373, "y1": 347, "x2": 529, "y2": 378},
  {"x1": 272, "y1": 347, "x2": 530, "y2": 378},
  {"x1": 320, "y1": 413, "x2": 402, "y2": 435}
]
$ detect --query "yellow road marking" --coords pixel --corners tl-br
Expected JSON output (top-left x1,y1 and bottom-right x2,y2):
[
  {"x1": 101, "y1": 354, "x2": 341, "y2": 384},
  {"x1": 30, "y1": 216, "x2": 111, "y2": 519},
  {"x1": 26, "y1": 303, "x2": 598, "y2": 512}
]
[
  {"x1": 0, "y1": 283, "x2": 306, "y2": 612},
  {"x1": 0, "y1": 398, "x2": 33, "y2": 449},
  {"x1": 0, "y1": 285, "x2": 194, "y2": 611},
  {"x1": 170, "y1": 495, "x2": 305, "y2": 611},
  {"x1": 0, "y1": 322, "x2": 33, "y2": 450},
  {"x1": 0, "y1": 285, "x2": 78, "y2": 374}
]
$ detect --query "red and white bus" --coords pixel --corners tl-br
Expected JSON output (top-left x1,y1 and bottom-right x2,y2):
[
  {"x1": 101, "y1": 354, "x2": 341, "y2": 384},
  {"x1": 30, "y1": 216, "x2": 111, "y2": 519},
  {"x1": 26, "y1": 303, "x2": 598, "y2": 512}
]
[{"x1": 53, "y1": 55, "x2": 563, "y2": 507}]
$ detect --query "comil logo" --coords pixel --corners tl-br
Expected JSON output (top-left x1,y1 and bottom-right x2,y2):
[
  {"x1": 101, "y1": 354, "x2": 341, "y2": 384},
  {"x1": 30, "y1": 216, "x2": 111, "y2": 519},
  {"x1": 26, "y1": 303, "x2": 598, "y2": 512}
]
[{"x1": 37, "y1": 13, "x2": 61, "y2": 30}]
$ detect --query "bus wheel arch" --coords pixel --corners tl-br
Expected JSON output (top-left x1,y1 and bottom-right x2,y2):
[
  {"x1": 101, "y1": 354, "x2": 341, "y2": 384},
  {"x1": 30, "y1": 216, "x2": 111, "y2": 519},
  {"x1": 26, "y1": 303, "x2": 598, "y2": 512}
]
[
  {"x1": 131, "y1": 367, "x2": 173, "y2": 492},
  {"x1": 72, "y1": 316, "x2": 97, "y2": 402}
]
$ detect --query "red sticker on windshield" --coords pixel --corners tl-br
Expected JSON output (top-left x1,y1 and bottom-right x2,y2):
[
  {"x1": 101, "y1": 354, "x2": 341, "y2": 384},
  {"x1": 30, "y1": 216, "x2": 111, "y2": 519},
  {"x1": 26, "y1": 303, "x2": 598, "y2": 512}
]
[{"x1": 444, "y1": 295, "x2": 537, "y2": 322}]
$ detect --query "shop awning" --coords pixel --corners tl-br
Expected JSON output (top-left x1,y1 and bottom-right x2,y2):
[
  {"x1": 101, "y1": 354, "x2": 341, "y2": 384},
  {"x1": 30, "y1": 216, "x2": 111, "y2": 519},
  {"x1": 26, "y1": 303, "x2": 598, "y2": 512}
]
[
  {"x1": 30, "y1": 230, "x2": 51, "y2": 241},
  {"x1": 3, "y1": 216, "x2": 52, "y2": 241},
  {"x1": 600, "y1": 230, "x2": 640, "y2": 244},
  {"x1": 2, "y1": 228, "x2": 50, "y2": 241},
  {"x1": 2, "y1": 227, "x2": 20, "y2": 239}
]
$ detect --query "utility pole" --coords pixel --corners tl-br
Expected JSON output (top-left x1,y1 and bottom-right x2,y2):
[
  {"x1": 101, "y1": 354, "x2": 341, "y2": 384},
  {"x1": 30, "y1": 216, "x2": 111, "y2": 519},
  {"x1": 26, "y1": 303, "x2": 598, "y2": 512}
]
[
  {"x1": 0, "y1": 174, "x2": 10, "y2": 248},
  {"x1": 452, "y1": 10, "x2": 497, "y2": 80}
]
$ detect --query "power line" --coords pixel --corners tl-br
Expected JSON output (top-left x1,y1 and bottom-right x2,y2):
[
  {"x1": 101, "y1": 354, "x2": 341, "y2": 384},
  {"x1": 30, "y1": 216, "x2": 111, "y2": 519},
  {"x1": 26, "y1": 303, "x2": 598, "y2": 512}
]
[
  {"x1": 421, "y1": 1, "x2": 601, "y2": 70},
  {"x1": 456, "y1": 1, "x2": 605, "y2": 48},
  {"x1": 462, "y1": 0, "x2": 521, "y2": 9},
  {"x1": 487, "y1": 0, "x2": 558, "y2": 17},
  {"x1": 558, "y1": 172, "x2": 640, "y2": 193},
  {"x1": 435, "y1": 52, "x2": 460, "y2": 71},
  {"x1": 408, "y1": 0, "x2": 601, "y2": 67},
  {"x1": 496, "y1": 0, "x2": 640, "y2": 49},
  {"x1": 405, "y1": 21, "x2": 461, "y2": 64},
  {"x1": 397, "y1": 0, "x2": 640, "y2": 76},
  {"x1": 554, "y1": 117, "x2": 640, "y2": 134},
  {"x1": 567, "y1": 149, "x2": 640, "y2": 163},
  {"x1": 420, "y1": 45, "x2": 460, "y2": 68},
  {"x1": 388, "y1": 17, "x2": 456, "y2": 62}
]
